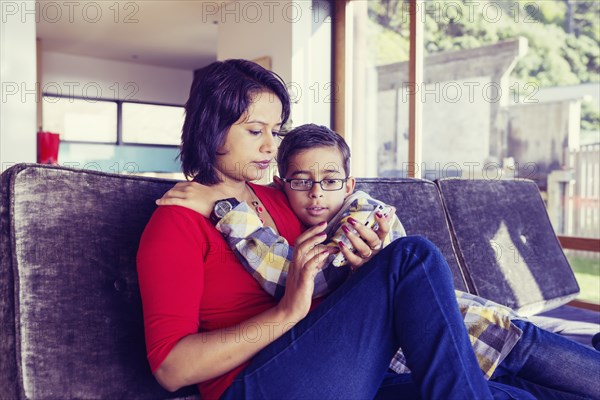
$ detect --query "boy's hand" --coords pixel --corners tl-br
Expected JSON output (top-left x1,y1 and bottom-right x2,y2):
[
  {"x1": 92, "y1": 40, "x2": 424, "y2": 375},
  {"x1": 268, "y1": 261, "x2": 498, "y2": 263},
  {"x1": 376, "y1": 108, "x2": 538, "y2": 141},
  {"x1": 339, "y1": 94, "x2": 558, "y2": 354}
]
[
  {"x1": 155, "y1": 181, "x2": 226, "y2": 217},
  {"x1": 339, "y1": 207, "x2": 395, "y2": 271},
  {"x1": 277, "y1": 222, "x2": 333, "y2": 320}
]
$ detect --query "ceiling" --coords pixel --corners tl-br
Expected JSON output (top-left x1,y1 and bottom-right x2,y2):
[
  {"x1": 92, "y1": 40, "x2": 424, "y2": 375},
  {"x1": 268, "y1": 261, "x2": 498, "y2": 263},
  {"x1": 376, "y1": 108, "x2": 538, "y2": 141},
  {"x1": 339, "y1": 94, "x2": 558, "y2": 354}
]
[{"x1": 36, "y1": 0, "x2": 233, "y2": 70}]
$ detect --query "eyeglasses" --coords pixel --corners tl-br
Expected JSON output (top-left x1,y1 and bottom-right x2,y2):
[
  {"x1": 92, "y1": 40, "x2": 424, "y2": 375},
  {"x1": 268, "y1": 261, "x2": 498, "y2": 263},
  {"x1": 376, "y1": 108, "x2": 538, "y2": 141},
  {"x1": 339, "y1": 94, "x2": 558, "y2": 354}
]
[{"x1": 282, "y1": 178, "x2": 348, "y2": 191}]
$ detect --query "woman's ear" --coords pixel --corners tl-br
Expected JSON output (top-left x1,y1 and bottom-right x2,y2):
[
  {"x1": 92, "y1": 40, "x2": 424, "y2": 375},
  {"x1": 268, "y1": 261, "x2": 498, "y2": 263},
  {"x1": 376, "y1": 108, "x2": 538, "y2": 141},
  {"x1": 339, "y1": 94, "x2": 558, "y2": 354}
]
[
  {"x1": 344, "y1": 177, "x2": 356, "y2": 197},
  {"x1": 273, "y1": 176, "x2": 285, "y2": 191}
]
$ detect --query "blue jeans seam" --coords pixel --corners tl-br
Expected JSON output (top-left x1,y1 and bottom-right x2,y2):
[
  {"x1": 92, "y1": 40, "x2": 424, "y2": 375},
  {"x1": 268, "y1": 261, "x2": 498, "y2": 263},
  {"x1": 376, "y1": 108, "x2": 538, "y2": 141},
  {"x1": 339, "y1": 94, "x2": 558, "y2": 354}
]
[{"x1": 402, "y1": 246, "x2": 490, "y2": 398}]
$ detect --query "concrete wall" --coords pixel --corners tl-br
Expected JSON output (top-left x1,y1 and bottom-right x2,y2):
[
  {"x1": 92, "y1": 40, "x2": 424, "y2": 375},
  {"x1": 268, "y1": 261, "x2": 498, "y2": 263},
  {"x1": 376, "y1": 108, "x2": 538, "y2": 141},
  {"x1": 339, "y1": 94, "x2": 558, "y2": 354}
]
[
  {"x1": 380, "y1": 76, "x2": 492, "y2": 179},
  {"x1": 508, "y1": 99, "x2": 581, "y2": 188},
  {"x1": 372, "y1": 39, "x2": 527, "y2": 179}
]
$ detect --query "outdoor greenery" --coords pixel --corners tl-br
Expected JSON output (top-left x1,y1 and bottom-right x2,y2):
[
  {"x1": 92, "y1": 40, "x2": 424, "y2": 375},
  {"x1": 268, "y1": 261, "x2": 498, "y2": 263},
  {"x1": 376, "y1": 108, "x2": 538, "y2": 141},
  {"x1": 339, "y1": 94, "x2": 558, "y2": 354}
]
[
  {"x1": 581, "y1": 101, "x2": 600, "y2": 132},
  {"x1": 368, "y1": 0, "x2": 600, "y2": 87},
  {"x1": 567, "y1": 252, "x2": 600, "y2": 303}
]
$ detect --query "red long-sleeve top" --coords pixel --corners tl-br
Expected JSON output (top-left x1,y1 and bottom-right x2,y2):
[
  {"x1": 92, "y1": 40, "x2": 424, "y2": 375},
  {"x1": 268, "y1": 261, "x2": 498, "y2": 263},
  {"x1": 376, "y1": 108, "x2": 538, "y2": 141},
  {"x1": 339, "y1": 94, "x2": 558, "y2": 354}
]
[{"x1": 136, "y1": 183, "x2": 305, "y2": 399}]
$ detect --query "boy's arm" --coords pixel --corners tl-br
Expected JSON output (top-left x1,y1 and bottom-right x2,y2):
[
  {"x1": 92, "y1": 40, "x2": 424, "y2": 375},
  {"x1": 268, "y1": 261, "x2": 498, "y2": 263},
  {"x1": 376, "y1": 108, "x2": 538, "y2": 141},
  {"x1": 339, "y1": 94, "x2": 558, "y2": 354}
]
[{"x1": 216, "y1": 203, "x2": 346, "y2": 299}]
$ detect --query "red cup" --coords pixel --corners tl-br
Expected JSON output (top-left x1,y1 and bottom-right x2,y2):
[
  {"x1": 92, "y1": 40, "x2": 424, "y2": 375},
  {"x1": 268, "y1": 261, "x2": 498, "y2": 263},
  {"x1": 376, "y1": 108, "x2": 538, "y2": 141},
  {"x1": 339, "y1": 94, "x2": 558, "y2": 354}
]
[{"x1": 37, "y1": 131, "x2": 60, "y2": 164}]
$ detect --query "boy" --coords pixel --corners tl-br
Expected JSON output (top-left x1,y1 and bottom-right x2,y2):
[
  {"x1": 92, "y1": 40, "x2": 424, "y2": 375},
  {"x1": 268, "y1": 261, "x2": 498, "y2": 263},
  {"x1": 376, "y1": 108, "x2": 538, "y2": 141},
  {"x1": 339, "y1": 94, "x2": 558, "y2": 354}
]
[{"x1": 215, "y1": 123, "x2": 406, "y2": 299}]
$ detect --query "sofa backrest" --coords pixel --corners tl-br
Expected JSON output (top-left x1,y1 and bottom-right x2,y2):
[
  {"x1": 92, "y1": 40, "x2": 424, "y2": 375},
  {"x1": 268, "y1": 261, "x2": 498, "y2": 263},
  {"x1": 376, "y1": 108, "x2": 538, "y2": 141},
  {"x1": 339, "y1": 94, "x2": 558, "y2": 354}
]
[
  {"x1": 0, "y1": 164, "x2": 199, "y2": 400},
  {"x1": 355, "y1": 179, "x2": 470, "y2": 292},
  {"x1": 436, "y1": 178, "x2": 580, "y2": 316}
]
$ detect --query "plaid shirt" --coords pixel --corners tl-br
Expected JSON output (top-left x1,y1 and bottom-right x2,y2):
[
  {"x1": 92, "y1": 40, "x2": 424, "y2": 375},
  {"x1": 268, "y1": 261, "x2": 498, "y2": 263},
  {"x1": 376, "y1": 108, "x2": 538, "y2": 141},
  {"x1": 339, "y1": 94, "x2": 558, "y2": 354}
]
[
  {"x1": 216, "y1": 191, "x2": 522, "y2": 379},
  {"x1": 217, "y1": 191, "x2": 405, "y2": 299}
]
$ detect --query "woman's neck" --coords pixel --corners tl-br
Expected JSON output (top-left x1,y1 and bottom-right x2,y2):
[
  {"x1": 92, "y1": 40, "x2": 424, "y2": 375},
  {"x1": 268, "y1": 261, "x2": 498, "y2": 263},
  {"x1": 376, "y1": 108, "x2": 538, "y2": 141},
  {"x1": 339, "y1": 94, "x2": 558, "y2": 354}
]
[{"x1": 211, "y1": 179, "x2": 255, "y2": 204}]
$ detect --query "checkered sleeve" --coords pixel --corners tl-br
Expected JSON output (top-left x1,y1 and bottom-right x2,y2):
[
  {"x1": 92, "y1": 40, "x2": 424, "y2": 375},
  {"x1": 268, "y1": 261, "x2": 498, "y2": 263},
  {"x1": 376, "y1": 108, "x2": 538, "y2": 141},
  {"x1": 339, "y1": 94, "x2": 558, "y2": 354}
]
[
  {"x1": 216, "y1": 202, "x2": 346, "y2": 299},
  {"x1": 216, "y1": 202, "x2": 291, "y2": 299}
]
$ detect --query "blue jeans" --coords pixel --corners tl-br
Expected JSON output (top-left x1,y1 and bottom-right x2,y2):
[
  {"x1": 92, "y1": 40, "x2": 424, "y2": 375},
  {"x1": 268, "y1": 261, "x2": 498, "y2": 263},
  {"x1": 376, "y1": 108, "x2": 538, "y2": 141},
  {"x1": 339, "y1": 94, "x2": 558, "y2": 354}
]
[
  {"x1": 491, "y1": 319, "x2": 600, "y2": 400},
  {"x1": 221, "y1": 236, "x2": 595, "y2": 399}
]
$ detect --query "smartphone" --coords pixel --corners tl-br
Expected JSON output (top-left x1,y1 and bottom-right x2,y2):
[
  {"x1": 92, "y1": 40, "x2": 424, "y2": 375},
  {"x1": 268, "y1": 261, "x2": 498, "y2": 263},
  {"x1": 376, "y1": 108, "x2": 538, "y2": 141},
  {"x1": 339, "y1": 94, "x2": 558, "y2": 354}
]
[{"x1": 329, "y1": 204, "x2": 393, "y2": 267}]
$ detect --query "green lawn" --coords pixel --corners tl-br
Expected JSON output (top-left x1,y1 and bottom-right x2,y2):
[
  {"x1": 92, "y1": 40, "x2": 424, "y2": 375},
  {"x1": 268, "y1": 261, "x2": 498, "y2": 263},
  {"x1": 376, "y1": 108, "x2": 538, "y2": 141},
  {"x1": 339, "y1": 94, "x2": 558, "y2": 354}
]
[{"x1": 567, "y1": 254, "x2": 600, "y2": 303}]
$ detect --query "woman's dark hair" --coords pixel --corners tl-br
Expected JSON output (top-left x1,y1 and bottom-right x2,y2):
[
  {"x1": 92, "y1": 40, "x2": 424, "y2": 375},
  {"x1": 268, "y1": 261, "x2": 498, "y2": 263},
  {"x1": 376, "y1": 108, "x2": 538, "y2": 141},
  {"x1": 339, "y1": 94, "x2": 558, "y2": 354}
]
[
  {"x1": 180, "y1": 59, "x2": 291, "y2": 184},
  {"x1": 276, "y1": 124, "x2": 351, "y2": 178}
]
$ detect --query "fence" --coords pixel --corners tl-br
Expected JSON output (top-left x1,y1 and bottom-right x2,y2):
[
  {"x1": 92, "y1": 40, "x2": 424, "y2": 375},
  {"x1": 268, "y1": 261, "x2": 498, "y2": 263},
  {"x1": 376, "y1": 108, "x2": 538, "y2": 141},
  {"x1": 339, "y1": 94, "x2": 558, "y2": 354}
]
[{"x1": 566, "y1": 143, "x2": 600, "y2": 238}]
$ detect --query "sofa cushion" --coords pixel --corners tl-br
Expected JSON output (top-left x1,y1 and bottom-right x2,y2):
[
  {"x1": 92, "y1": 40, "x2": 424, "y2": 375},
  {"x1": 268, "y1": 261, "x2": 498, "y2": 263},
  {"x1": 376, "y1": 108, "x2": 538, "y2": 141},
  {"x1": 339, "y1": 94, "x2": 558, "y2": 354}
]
[
  {"x1": 0, "y1": 164, "x2": 199, "y2": 400},
  {"x1": 356, "y1": 178, "x2": 470, "y2": 292},
  {"x1": 436, "y1": 178, "x2": 580, "y2": 316}
]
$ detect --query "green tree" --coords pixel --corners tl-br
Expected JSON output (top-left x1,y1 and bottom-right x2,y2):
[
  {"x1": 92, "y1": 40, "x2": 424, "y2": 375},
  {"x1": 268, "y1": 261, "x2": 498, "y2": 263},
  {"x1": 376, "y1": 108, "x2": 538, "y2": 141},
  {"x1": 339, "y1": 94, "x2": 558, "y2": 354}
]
[{"x1": 368, "y1": 0, "x2": 600, "y2": 86}]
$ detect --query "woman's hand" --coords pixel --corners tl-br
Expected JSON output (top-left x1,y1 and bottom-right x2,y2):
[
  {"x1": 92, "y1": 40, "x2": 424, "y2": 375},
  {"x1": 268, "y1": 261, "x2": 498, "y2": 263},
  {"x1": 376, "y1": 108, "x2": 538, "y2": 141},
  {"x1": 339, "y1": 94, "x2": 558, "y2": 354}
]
[
  {"x1": 155, "y1": 181, "x2": 226, "y2": 217},
  {"x1": 277, "y1": 222, "x2": 332, "y2": 320},
  {"x1": 338, "y1": 207, "x2": 396, "y2": 271}
]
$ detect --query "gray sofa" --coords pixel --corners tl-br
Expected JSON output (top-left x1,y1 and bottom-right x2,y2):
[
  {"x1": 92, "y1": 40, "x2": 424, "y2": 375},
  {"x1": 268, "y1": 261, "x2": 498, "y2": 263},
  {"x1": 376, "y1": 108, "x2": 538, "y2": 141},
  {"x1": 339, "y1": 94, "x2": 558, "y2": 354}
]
[{"x1": 1, "y1": 163, "x2": 598, "y2": 400}]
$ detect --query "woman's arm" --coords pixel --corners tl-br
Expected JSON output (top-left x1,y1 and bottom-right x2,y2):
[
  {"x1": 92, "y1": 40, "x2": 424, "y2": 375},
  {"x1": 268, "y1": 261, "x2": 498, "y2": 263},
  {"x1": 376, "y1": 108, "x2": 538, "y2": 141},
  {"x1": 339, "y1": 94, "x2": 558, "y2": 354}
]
[
  {"x1": 138, "y1": 207, "x2": 331, "y2": 392},
  {"x1": 155, "y1": 181, "x2": 227, "y2": 217},
  {"x1": 154, "y1": 300, "x2": 303, "y2": 391}
]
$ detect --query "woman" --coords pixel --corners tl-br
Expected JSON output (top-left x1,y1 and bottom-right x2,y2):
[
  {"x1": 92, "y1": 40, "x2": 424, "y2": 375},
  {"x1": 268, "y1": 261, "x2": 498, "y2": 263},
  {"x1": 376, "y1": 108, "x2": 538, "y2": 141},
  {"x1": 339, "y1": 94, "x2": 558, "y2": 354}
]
[{"x1": 137, "y1": 59, "x2": 598, "y2": 400}]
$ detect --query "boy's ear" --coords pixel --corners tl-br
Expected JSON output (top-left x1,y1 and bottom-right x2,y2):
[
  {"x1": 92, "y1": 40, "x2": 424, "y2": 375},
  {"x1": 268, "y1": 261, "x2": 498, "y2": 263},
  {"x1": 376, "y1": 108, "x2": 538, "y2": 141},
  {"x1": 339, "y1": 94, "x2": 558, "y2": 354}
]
[
  {"x1": 344, "y1": 176, "x2": 356, "y2": 197},
  {"x1": 273, "y1": 176, "x2": 285, "y2": 191}
]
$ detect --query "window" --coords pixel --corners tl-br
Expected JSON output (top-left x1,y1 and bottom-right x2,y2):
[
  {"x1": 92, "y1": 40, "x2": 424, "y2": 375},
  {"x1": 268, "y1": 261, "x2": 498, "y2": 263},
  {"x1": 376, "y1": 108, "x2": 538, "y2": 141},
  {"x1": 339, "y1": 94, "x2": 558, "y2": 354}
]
[
  {"x1": 43, "y1": 97, "x2": 117, "y2": 143},
  {"x1": 345, "y1": 0, "x2": 409, "y2": 177},
  {"x1": 122, "y1": 102, "x2": 184, "y2": 146},
  {"x1": 346, "y1": 0, "x2": 599, "y2": 302},
  {"x1": 42, "y1": 95, "x2": 184, "y2": 146}
]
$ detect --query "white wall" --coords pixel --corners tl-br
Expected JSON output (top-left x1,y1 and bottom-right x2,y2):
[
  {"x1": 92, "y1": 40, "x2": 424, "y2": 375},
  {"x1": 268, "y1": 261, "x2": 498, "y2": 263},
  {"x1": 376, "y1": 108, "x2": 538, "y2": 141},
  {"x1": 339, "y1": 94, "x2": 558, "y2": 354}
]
[
  {"x1": 217, "y1": 0, "x2": 331, "y2": 128},
  {"x1": 42, "y1": 52, "x2": 193, "y2": 104},
  {"x1": 0, "y1": 10, "x2": 37, "y2": 171},
  {"x1": 289, "y1": 0, "x2": 332, "y2": 128},
  {"x1": 217, "y1": 1, "x2": 293, "y2": 84}
]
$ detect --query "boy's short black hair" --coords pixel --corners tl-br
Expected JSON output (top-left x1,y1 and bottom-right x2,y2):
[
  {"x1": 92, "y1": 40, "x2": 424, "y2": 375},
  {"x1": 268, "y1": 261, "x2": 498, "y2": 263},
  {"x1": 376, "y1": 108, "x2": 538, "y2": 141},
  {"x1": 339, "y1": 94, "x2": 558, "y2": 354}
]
[
  {"x1": 276, "y1": 124, "x2": 351, "y2": 178},
  {"x1": 180, "y1": 59, "x2": 291, "y2": 184}
]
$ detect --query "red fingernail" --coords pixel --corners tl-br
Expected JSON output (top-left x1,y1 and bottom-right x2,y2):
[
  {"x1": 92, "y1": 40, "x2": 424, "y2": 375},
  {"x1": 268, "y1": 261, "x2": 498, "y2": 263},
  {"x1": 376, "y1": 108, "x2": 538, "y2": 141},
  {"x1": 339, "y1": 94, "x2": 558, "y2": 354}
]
[
  {"x1": 319, "y1": 221, "x2": 327, "y2": 226},
  {"x1": 339, "y1": 241, "x2": 346, "y2": 248},
  {"x1": 376, "y1": 212, "x2": 383, "y2": 218},
  {"x1": 348, "y1": 217, "x2": 357, "y2": 225},
  {"x1": 318, "y1": 232, "x2": 327, "y2": 236},
  {"x1": 342, "y1": 225, "x2": 350, "y2": 234}
]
